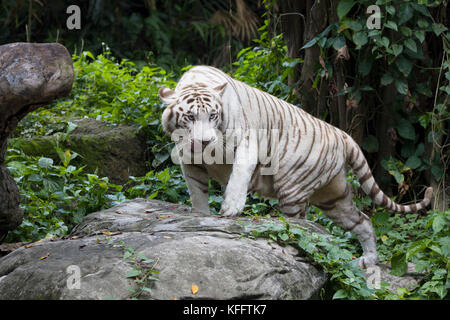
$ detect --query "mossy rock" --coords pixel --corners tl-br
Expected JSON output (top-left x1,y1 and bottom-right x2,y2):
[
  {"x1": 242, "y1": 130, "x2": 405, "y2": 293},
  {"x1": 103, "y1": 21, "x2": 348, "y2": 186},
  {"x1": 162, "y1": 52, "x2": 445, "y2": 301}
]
[{"x1": 12, "y1": 118, "x2": 149, "y2": 185}]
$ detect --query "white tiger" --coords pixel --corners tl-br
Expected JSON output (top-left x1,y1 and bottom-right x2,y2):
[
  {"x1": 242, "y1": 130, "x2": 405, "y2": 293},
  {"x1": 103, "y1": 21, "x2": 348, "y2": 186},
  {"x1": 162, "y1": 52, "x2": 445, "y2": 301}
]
[{"x1": 158, "y1": 65, "x2": 433, "y2": 268}]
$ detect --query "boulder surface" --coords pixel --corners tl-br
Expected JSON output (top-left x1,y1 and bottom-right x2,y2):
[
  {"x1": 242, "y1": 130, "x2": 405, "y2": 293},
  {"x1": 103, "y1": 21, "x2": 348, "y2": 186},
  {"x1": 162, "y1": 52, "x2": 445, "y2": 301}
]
[
  {"x1": 0, "y1": 199, "x2": 328, "y2": 300},
  {"x1": 13, "y1": 118, "x2": 148, "y2": 185}
]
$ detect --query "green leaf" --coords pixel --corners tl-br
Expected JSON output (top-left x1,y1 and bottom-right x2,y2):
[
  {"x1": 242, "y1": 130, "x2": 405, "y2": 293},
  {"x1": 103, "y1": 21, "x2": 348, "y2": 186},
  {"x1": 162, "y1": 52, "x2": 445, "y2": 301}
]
[
  {"x1": 38, "y1": 157, "x2": 54, "y2": 169},
  {"x1": 384, "y1": 21, "x2": 398, "y2": 31},
  {"x1": 390, "y1": 170, "x2": 404, "y2": 184},
  {"x1": 395, "y1": 56, "x2": 413, "y2": 77},
  {"x1": 401, "y1": 142, "x2": 415, "y2": 158},
  {"x1": 142, "y1": 287, "x2": 153, "y2": 294},
  {"x1": 418, "y1": 114, "x2": 430, "y2": 128},
  {"x1": 415, "y1": 30, "x2": 425, "y2": 43},
  {"x1": 126, "y1": 268, "x2": 141, "y2": 278},
  {"x1": 415, "y1": 143, "x2": 425, "y2": 156},
  {"x1": 390, "y1": 252, "x2": 407, "y2": 276},
  {"x1": 416, "y1": 82, "x2": 432, "y2": 97},
  {"x1": 123, "y1": 251, "x2": 133, "y2": 260},
  {"x1": 397, "y1": 118, "x2": 415, "y2": 140},
  {"x1": 353, "y1": 32, "x2": 368, "y2": 48},
  {"x1": 278, "y1": 232, "x2": 289, "y2": 241},
  {"x1": 301, "y1": 37, "x2": 319, "y2": 50},
  {"x1": 400, "y1": 26, "x2": 412, "y2": 37},
  {"x1": 378, "y1": 36, "x2": 390, "y2": 48},
  {"x1": 380, "y1": 73, "x2": 394, "y2": 86},
  {"x1": 358, "y1": 58, "x2": 372, "y2": 77},
  {"x1": 332, "y1": 289, "x2": 348, "y2": 299},
  {"x1": 394, "y1": 79, "x2": 408, "y2": 95},
  {"x1": 391, "y1": 44, "x2": 403, "y2": 57},
  {"x1": 417, "y1": 18, "x2": 429, "y2": 29},
  {"x1": 406, "y1": 239, "x2": 431, "y2": 260},
  {"x1": 28, "y1": 174, "x2": 43, "y2": 182},
  {"x1": 398, "y1": 3, "x2": 414, "y2": 25},
  {"x1": 410, "y1": 3, "x2": 432, "y2": 18},
  {"x1": 362, "y1": 135, "x2": 379, "y2": 153},
  {"x1": 431, "y1": 165, "x2": 443, "y2": 181},
  {"x1": 432, "y1": 23, "x2": 448, "y2": 36},
  {"x1": 386, "y1": 5, "x2": 395, "y2": 16},
  {"x1": 337, "y1": 0, "x2": 356, "y2": 20},
  {"x1": 404, "y1": 39, "x2": 417, "y2": 53},
  {"x1": 405, "y1": 155, "x2": 421, "y2": 170},
  {"x1": 332, "y1": 36, "x2": 346, "y2": 50},
  {"x1": 344, "y1": 19, "x2": 363, "y2": 31}
]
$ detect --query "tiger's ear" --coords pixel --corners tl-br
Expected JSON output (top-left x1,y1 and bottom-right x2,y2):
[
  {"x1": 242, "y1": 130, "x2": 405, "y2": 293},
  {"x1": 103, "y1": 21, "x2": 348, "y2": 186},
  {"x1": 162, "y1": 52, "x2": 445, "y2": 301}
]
[
  {"x1": 213, "y1": 82, "x2": 227, "y2": 97},
  {"x1": 158, "y1": 88, "x2": 176, "y2": 104}
]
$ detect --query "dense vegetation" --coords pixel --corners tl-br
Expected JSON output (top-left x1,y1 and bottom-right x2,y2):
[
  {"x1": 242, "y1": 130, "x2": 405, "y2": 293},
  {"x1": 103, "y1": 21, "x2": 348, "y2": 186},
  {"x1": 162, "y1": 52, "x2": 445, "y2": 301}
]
[{"x1": 1, "y1": 0, "x2": 448, "y2": 300}]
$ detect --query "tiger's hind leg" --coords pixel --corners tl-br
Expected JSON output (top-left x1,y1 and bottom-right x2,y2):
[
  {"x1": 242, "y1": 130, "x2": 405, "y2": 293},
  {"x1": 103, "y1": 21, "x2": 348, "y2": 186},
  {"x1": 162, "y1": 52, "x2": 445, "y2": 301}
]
[
  {"x1": 310, "y1": 171, "x2": 378, "y2": 268},
  {"x1": 280, "y1": 202, "x2": 307, "y2": 219}
]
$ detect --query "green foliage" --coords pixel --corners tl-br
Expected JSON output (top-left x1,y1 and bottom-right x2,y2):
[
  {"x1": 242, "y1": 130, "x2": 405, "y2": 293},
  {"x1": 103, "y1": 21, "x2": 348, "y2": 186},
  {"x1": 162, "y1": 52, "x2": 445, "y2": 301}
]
[
  {"x1": 5, "y1": 147, "x2": 122, "y2": 242},
  {"x1": 0, "y1": 0, "x2": 247, "y2": 67},
  {"x1": 124, "y1": 168, "x2": 190, "y2": 204},
  {"x1": 67, "y1": 50, "x2": 177, "y2": 128},
  {"x1": 120, "y1": 241, "x2": 159, "y2": 299},
  {"x1": 302, "y1": 0, "x2": 449, "y2": 197},
  {"x1": 249, "y1": 218, "x2": 390, "y2": 300},
  {"x1": 387, "y1": 209, "x2": 449, "y2": 299},
  {"x1": 99, "y1": 237, "x2": 159, "y2": 300},
  {"x1": 233, "y1": 16, "x2": 302, "y2": 101}
]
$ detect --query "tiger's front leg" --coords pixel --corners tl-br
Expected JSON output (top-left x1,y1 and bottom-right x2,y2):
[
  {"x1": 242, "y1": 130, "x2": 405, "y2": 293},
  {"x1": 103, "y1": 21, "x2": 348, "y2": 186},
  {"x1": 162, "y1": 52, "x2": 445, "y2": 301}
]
[
  {"x1": 220, "y1": 136, "x2": 257, "y2": 217},
  {"x1": 181, "y1": 163, "x2": 210, "y2": 214}
]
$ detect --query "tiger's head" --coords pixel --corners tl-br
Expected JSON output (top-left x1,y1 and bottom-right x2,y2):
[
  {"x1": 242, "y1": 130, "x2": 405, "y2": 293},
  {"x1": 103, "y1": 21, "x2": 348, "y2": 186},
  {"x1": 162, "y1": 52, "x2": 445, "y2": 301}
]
[{"x1": 159, "y1": 82, "x2": 227, "y2": 153}]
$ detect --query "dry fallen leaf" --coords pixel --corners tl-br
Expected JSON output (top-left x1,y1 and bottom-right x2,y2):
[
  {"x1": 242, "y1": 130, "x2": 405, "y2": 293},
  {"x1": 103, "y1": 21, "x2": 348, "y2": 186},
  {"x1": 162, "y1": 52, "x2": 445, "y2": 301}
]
[
  {"x1": 191, "y1": 285, "x2": 199, "y2": 295},
  {"x1": 319, "y1": 56, "x2": 329, "y2": 79},
  {"x1": 399, "y1": 181, "x2": 410, "y2": 195},
  {"x1": 40, "y1": 253, "x2": 50, "y2": 260},
  {"x1": 24, "y1": 244, "x2": 35, "y2": 249},
  {"x1": 115, "y1": 210, "x2": 124, "y2": 214},
  {"x1": 346, "y1": 97, "x2": 358, "y2": 109},
  {"x1": 163, "y1": 235, "x2": 173, "y2": 239},
  {"x1": 100, "y1": 230, "x2": 122, "y2": 236},
  {"x1": 335, "y1": 45, "x2": 350, "y2": 61}
]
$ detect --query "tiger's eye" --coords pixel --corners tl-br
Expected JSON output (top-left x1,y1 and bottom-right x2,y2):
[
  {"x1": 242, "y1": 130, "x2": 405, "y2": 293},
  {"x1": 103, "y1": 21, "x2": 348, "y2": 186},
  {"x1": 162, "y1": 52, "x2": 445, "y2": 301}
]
[
  {"x1": 187, "y1": 114, "x2": 195, "y2": 121},
  {"x1": 209, "y1": 113, "x2": 217, "y2": 120}
]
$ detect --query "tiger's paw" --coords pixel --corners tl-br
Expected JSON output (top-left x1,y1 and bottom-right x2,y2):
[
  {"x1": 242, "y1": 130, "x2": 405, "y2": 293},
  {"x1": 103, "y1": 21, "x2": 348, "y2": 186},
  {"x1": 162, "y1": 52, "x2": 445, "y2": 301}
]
[
  {"x1": 220, "y1": 202, "x2": 242, "y2": 217},
  {"x1": 220, "y1": 185, "x2": 247, "y2": 217},
  {"x1": 220, "y1": 195, "x2": 245, "y2": 217}
]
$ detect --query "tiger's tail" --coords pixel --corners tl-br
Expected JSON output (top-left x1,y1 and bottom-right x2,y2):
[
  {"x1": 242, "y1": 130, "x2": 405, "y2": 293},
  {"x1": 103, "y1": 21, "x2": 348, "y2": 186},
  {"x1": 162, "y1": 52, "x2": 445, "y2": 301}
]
[{"x1": 345, "y1": 136, "x2": 433, "y2": 213}]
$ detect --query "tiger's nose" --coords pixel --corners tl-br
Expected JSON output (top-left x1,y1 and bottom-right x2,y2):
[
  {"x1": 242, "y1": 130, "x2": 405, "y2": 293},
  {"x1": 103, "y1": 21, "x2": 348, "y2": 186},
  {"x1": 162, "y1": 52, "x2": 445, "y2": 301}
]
[
  {"x1": 202, "y1": 139, "x2": 212, "y2": 147},
  {"x1": 191, "y1": 138, "x2": 214, "y2": 152}
]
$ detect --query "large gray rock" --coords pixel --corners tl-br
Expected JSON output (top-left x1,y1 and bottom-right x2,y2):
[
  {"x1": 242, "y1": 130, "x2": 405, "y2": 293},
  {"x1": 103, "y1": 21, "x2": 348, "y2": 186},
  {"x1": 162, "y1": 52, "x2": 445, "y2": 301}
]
[
  {"x1": 0, "y1": 199, "x2": 328, "y2": 300},
  {"x1": 0, "y1": 42, "x2": 74, "y2": 237},
  {"x1": 13, "y1": 118, "x2": 148, "y2": 185}
]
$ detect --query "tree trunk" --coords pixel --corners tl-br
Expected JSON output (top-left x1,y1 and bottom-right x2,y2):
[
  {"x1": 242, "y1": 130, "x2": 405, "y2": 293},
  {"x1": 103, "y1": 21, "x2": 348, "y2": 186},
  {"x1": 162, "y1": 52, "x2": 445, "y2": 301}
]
[
  {"x1": 279, "y1": 0, "x2": 305, "y2": 97},
  {"x1": 297, "y1": 0, "x2": 328, "y2": 115},
  {"x1": 374, "y1": 84, "x2": 397, "y2": 195},
  {"x1": 0, "y1": 42, "x2": 74, "y2": 241}
]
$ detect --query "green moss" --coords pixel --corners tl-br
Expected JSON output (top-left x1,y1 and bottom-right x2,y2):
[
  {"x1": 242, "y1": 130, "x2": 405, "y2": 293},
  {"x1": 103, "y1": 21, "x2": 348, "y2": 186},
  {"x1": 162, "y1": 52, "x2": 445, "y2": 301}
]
[{"x1": 10, "y1": 119, "x2": 148, "y2": 185}]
